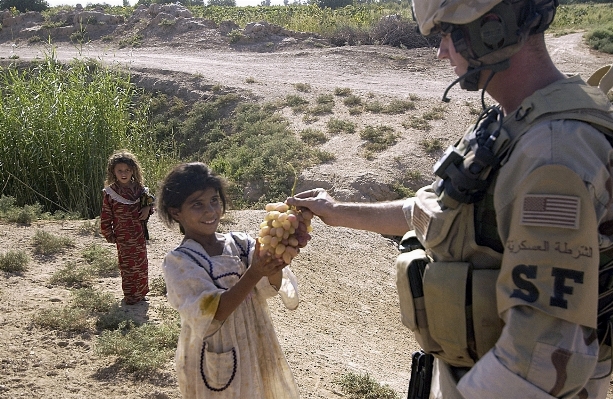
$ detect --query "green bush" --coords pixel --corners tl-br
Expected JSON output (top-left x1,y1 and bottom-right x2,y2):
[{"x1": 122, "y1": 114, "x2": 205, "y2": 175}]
[
  {"x1": 0, "y1": 58, "x2": 157, "y2": 218},
  {"x1": 0, "y1": 250, "x2": 29, "y2": 273},
  {"x1": 300, "y1": 128, "x2": 328, "y2": 145},
  {"x1": 49, "y1": 261, "x2": 92, "y2": 288},
  {"x1": 32, "y1": 307, "x2": 91, "y2": 333},
  {"x1": 586, "y1": 24, "x2": 613, "y2": 54},
  {"x1": 206, "y1": 103, "x2": 329, "y2": 206},
  {"x1": 71, "y1": 287, "x2": 115, "y2": 313},
  {"x1": 1, "y1": 0, "x2": 48, "y2": 12},
  {"x1": 335, "y1": 372, "x2": 400, "y2": 399},
  {"x1": 32, "y1": 230, "x2": 74, "y2": 255},
  {"x1": 95, "y1": 320, "x2": 180, "y2": 373},
  {"x1": 327, "y1": 118, "x2": 356, "y2": 134},
  {"x1": 360, "y1": 125, "x2": 397, "y2": 153},
  {"x1": 96, "y1": 305, "x2": 140, "y2": 331},
  {"x1": 81, "y1": 244, "x2": 118, "y2": 277}
]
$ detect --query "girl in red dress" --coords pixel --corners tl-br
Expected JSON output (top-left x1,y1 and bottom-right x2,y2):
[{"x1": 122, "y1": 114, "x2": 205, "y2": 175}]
[{"x1": 100, "y1": 150, "x2": 154, "y2": 305}]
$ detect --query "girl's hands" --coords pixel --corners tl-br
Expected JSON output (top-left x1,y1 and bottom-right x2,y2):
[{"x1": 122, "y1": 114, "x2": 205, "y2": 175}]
[
  {"x1": 249, "y1": 239, "x2": 287, "y2": 278},
  {"x1": 215, "y1": 239, "x2": 285, "y2": 321}
]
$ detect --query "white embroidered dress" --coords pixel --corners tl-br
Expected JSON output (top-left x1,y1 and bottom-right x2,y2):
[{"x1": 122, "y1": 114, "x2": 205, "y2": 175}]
[{"x1": 162, "y1": 232, "x2": 300, "y2": 399}]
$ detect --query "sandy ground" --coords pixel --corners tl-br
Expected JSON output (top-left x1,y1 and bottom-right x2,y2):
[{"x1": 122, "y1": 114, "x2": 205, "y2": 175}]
[{"x1": 1, "y1": 27, "x2": 613, "y2": 399}]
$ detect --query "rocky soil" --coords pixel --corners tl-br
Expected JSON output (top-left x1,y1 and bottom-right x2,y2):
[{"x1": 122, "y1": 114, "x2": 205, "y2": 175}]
[{"x1": 2, "y1": 3, "x2": 613, "y2": 399}]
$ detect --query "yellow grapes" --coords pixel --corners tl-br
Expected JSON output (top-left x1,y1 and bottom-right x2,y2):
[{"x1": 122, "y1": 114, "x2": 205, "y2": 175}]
[{"x1": 258, "y1": 201, "x2": 313, "y2": 264}]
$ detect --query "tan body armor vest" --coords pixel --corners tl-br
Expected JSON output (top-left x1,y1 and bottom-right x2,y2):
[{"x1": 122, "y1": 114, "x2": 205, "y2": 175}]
[{"x1": 396, "y1": 76, "x2": 613, "y2": 368}]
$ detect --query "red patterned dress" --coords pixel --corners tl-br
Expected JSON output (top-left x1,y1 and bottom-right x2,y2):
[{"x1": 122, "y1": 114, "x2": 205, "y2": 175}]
[{"x1": 100, "y1": 182, "x2": 149, "y2": 304}]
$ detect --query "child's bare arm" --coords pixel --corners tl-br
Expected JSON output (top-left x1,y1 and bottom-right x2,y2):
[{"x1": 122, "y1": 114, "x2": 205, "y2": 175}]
[
  {"x1": 267, "y1": 270, "x2": 282, "y2": 291},
  {"x1": 138, "y1": 205, "x2": 151, "y2": 220},
  {"x1": 214, "y1": 243, "x2": 285, "y2": 321}
]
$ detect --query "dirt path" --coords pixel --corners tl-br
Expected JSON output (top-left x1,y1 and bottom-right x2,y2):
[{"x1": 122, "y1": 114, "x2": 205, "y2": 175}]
[{"x1": 1, "y1": 31, "x2": 613, "y2": 399}]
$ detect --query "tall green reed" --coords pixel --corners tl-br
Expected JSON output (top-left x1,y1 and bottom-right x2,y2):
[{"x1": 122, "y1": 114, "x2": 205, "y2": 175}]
[{"x1": 0, "y1": 56, "x2": 163, "y2": 218}]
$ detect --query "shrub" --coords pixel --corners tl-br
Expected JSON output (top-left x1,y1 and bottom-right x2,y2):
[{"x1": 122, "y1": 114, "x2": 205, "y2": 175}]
[
  {"x1": 81, "y1": 244, "x2": 119, "y2": 277},
  {"x1": 71, "y1": 287, "x2": 115, "y2": 313},
  {"x1": 0, "y1": 0, "x2": 48, "y2": 12},
  {"x1": 328, "y1": 25, "x2": 371, "y2": 46},
  {"x1": 421, "y1": 138, "x2": 444, "y2": 153},
  {"x1": 370, "y1": 15, "x2": 432, "y2": 49},
  {"x1": 32, "y1": 307, "x2": 91, "y2": 333},
  {"x1": 343, "y1": 94, "x2": 362, "y2": 107},
  {"x1": 300, "y1": 128, "x2": 328, "y2": 145},
  {"x1": 402, "y1": 116, "x2": 430, "y2": 131},
  {"x1": 360, "y1": 125, "x2": 397, "y2": 153},
  {"x1": 364, "y1": 101, "x2": 383, "y2": 113},
  {"x1": 32, "y1": 230, "x2": 74, "y2": 255},
  {"x1": 327, "y1": 118, "x2": 356, "y2": 134},
  {"x1": 293, "y1": 83, "x2": 311, "y2": 92},
  {"x1": 49, "y1": 261, "x2": 92, "y2": 288},
  {"x1": 118, "y1": 34, "x2": 143, "y2": 48},
  {"x1": 334, "y1": 87, "x2": 352, "y2": 96},
  {"x1": 316, "y1": 94, "x2": 334, "y2": 104},
  {"x1": 96, "y1": 305, "x2": 140, "y2": 331},
  {"x1": 285, "y1": 94, "x2": 309, "y2": 107},
  {"x1": 308, "y1": 102, "x2": 334, "y2": 116},
  {"x1": 422, "y1": 106, "x2": 446, "y2": 121},
  {"x1": 586, "y1": 24, "x2": 613, "y2": 54},
  {"x1": 4, "y1": 203, "x2": 43, "y2": 225},
  {"x1": 0, "y1": 250, "x2": 29, "y2": 273},
  {"x1": 382, "y1": 99, "x2": 416, "y2": 114},
  {"x1": 335, "y1": 372, "x2": 400, "y2": 399},
  {"x1": 95, "y1": 320, "x2": 180, "y2": 373},
  {"x1": 228, "y1": 29, "x2": 243, "y2": 44},
  {"x1": 79, "y1": 218, "x2": 101, "y2": 236}
]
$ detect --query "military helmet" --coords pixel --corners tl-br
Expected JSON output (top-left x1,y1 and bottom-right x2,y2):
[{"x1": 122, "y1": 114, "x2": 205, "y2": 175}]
[
  {"x1": 412, "y1": 0, "x2": 558, "y2": 93},
  {"x1": 412, "y1": 0, "x2": 503, "y2": 37}
]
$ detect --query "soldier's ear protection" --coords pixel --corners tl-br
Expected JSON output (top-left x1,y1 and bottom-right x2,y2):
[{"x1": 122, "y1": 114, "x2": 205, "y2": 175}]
[
  {"x1": 447, "y1": 1, "x2": 520, "y2": 62},
  {"x1": 448, "y1": 0, "x2": 558, "y2": 63}
]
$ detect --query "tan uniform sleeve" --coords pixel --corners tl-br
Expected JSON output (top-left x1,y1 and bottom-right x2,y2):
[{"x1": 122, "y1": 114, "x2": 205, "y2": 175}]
[
  {"x1": 497, "y1": 164, "x2": 599, "y2": 328},
  {"x1": 460, "y1": 164, "x2": 604, "y2": 399}
]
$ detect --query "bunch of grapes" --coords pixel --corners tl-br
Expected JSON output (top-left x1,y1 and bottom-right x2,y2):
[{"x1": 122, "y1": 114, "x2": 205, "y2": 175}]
[{"x1": 258, "y1": 201, "x2": 313, "y2": 264}]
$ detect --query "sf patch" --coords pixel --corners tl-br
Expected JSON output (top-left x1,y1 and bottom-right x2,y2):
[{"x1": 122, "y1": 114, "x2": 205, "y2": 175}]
[{"x1": 510, "y1": 264, "x2": 584, "y2": 309}]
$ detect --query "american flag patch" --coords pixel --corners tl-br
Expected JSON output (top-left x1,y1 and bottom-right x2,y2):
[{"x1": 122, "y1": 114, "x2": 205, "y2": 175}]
[
  {"x1": 412, "y1": 203, "x2": 430, "y2": 238},
  {"x1": 520, "y1": 194, "x2": 580, "y2": 229}
]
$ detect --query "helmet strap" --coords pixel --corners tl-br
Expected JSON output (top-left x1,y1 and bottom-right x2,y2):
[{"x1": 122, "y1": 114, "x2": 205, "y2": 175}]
[{"x1": 442, "y1": 60, "x2": 508, "y2": 102}]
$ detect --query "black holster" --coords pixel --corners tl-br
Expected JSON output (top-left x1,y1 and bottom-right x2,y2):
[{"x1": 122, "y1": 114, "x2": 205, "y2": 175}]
[{"x1": 407, "y1": 350, "x2": 434, "y2": 399}]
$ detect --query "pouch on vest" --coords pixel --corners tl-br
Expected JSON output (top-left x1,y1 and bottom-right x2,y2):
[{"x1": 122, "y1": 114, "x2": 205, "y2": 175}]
[
  {"x1": 396, "y1": 247, "x2": 442, "y2": 353},
  {"x1": 396, "y1": 232, "x2": 502, "y2": 368}
]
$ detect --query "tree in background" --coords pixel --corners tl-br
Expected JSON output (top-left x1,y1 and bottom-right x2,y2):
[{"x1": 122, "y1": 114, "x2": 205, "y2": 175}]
[
  {"x1": 0, "y1": 0, "x2": 49, "y2": 12},
  {"x1": 208, "y1": 0, "x2": 236, "y2": 6},
  {"x1": 135, "y1": 0, "x2": 204, "y2": 6},
  {"x1": 309, "y1": 0, "x2": 352, "y2": 9}
]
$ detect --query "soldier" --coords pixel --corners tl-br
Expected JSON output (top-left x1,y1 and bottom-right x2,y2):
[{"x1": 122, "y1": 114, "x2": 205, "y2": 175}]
[{"x1": 287, "y1": 0, "x2": 613, "y2": 397}]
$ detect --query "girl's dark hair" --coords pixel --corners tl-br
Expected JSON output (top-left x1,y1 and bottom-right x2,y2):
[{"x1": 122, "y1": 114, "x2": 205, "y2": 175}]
[
  {"x1": 105, "y1": 150, "x2": 144, "y2": 187},
  {"x1": 157, "y1": 162, "x2": 229, "y2": 229}
]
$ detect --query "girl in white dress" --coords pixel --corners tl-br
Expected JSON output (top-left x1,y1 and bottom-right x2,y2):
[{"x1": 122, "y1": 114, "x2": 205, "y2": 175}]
[{"x1": 157, "y1": 162, "x2": 300, "y2": 399}]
